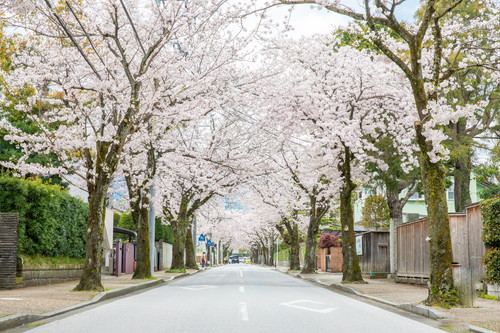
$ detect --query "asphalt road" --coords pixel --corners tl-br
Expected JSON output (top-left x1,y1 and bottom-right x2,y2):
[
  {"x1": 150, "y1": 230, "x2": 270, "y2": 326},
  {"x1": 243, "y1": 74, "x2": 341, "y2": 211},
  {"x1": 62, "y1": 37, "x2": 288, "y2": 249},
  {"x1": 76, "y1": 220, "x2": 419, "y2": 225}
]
[{"x1": 23, "y1": 265, "x2": 444, "y2": 333}]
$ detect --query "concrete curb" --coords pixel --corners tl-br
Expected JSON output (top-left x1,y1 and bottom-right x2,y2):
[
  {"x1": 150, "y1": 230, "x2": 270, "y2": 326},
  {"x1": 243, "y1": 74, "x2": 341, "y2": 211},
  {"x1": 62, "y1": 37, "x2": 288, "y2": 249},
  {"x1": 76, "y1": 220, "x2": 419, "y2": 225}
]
[
  {"x1": 469, "y1": 325, "x2": 499, "y2": 333},
  {"x1": 0, "y1": 272, "x2": 198, "y2": 331},
  {"x1": 282, "y1": 270, "x2": 444, "y2": 320}
]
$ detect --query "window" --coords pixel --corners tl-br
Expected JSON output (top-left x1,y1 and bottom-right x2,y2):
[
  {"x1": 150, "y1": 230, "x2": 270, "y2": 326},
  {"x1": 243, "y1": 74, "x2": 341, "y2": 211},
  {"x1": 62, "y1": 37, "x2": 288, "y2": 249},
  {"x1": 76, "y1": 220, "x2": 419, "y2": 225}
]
[
  {"x1": 409, "y1": 191, "x2": 425, "y2": 200},
  {"x1": 447, "y1": 183, "x2": 454, "y2": 200}
]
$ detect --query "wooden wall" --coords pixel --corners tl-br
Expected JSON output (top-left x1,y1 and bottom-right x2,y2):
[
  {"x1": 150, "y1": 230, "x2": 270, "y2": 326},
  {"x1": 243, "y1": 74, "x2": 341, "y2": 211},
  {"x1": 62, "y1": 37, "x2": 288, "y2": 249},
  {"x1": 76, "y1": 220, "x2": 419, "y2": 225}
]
[
  {"x1": 357, "y1": 231, "x2": 390, "y2": 276},
  {"x1": 397, "y1": 203, "x2": 485, "y2": 285}
]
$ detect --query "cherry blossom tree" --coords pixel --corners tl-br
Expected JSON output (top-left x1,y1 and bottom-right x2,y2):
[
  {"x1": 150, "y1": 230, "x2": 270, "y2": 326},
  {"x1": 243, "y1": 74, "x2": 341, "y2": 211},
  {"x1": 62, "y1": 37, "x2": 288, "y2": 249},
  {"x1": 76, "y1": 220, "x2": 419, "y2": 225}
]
[
  {"x1": 1, "y1": 0, "x2": 251, "y2": 290},
  {"x1": 273, "y1": 0, "x2": 499, "y2": 306},
  {"x1": 259, "y1": 36, "x2": 415, "y2": 281},
  {"x1": 156, "y1": 109, "x2": 271, "y2": 270}
]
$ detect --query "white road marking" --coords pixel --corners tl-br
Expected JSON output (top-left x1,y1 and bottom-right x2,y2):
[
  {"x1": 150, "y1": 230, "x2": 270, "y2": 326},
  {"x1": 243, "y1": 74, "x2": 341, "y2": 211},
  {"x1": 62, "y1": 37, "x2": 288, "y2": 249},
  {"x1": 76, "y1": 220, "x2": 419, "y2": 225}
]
[
  {"x1": 0, "y1": 298, "x2": 22, "y2": 301},
  {"x1": 239, "y1": 302, "x2": 249, "y2": 321},
  {"x1": 239, "y1": 286, "x2": 245, "y2": 293},
  {"x1": 240, "y1": 269, "x2": 243, "y2": 278},
  {"x1": 280, "y1": 299, "x2": 337, "y2": 314},
  {"x1": 179, "y1": 285, "x2": 217, "y2": 291}
]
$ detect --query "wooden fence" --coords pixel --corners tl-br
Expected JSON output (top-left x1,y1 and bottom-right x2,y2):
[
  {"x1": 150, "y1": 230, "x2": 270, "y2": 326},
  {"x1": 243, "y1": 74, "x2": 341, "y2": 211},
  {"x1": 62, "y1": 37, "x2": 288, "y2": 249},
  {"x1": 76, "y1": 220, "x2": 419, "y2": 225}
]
[
  {"x1": 397, "y1": 203, "x2": 485, "y2": 304},
  {"x1": 0, "y1": 213, "x2": 19, "y2": 290}
]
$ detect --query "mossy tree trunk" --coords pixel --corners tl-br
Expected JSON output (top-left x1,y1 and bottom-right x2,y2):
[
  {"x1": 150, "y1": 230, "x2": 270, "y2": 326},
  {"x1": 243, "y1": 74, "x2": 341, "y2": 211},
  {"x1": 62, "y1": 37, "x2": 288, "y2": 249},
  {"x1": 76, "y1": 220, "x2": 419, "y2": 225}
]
[
  {"x1": 339, "y1": 149, "x2": 365, "y2": 284},
  {"x1": 301, "y1": 192, "x2": 329, "y2": 274},
  {"x1": 185, "y1": 224, "x2": 197, "y2": 269},
  {"x1": 125, "y1": 176, "x2": 151, "y2": 280},
  {"x1": 276, "y1": 214, "x2": 301, "y2": 271},
  {"x1": 170, "y1": 196, "x2": 189, "y2": 270},
  {"x1": 453, "y1": 145, "x2": 472, "y2": 212},
  {"x1": 75, "y1": 142, "x2": 120, "y2": 291},
  {"x1": 416, "y1": 125, "x2": 460, "y2": 306},
  {"x1": 387, "y1": 191, "x2": 404, "y2": 275},
  {"x1": 132, "y1": 196, "x2": 151, "y2": 279}
]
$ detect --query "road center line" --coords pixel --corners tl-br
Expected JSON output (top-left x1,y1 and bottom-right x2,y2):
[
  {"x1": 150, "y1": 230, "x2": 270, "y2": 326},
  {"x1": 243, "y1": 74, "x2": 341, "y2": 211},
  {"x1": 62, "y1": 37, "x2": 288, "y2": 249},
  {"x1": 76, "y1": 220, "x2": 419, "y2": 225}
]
[
  {"x1": 239, "y1": 302, "x2": 249, "y2": 321},
  {"x1": 239, "y1": 286, "x2": 245, "y2": 293},
  {"x1": 240, "y1": 269, "x2": 243, "y2": 278}
]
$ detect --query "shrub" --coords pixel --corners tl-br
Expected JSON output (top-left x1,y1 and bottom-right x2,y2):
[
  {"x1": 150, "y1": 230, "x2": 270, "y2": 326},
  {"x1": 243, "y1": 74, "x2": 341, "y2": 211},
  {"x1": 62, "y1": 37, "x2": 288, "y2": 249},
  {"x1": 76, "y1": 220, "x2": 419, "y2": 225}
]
[
  {"x1": 0, "y1": 176, "x2": 87, "y2": 258},
  {"x1": 318, "y1": 234, "x2": 341, "y2": 248},
  {"x1": 482, "y1": 247, "x2": 500, "y2": 284},
  {"x1": 481, "y1": 198, "x2": 500, "y2": 247},
  {"x1": 362, "y1": 195, "x2": 390, "y2": 231},
  {"x1": 118, "y1": 211, "x2": 174, "y2": 243}
]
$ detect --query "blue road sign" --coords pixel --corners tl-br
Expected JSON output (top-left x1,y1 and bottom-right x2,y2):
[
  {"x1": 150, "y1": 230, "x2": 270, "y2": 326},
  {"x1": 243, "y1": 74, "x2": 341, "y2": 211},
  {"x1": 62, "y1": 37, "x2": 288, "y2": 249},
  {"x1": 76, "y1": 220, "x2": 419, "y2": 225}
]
[
  {"x1": 198, "y1": 234, "x2": 206, "y2": 241},
  {"x1": 207, "y1": 240, "x2": 212, "y2": 246}
]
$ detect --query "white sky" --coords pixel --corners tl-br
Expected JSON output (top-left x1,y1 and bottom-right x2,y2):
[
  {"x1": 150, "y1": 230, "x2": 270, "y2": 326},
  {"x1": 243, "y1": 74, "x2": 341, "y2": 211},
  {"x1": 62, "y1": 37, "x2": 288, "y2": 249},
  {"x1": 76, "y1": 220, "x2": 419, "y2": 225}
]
[{"x1": 255, "y1": 0, "x2": 421, "y2": 38}]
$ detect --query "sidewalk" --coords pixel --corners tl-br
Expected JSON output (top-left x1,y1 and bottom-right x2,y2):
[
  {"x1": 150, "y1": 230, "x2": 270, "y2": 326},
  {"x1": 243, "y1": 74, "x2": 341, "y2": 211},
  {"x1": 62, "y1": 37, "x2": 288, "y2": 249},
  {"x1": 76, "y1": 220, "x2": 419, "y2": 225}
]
[
  {"x1": 0, "y1": 269, "x2": 199, "y2": 331},
  {"x1": 277, "y1": 267, "x2": 500, "y2": 333}
]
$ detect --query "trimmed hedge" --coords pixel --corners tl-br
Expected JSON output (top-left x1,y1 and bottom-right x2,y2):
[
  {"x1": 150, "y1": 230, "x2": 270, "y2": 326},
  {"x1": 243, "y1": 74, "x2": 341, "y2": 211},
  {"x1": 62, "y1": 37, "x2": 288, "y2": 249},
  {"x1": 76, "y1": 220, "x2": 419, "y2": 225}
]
[
  {"x1": 117, "y1": 211, "x2": 174, "y2": 244},
  {"x1": 481, "y1": 198, "x2": 500, "y2": 247},
  {"x1": 481, "y1": 197, "x2": 500, "y2": 284},
  {"x1": 0, "y1": 176, "x2": 87, "y2": 258},
  {"x1": 483, "y1": 248, "x2": 500, "y2": 284}
]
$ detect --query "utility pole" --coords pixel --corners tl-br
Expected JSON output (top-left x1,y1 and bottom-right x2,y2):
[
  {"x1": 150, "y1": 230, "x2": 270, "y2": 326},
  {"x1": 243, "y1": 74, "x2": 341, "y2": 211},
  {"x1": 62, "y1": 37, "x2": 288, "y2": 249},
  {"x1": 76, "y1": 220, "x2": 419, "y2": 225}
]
[
  {"x1": 276, "y1": 236, "x2": 279, "y2": 268},
  {"x1": 149, "y1": 183, "x2": 156, "y2": 276},
  {"x1": 192, "y1": 215, "x2": 197, "y2": 263}
]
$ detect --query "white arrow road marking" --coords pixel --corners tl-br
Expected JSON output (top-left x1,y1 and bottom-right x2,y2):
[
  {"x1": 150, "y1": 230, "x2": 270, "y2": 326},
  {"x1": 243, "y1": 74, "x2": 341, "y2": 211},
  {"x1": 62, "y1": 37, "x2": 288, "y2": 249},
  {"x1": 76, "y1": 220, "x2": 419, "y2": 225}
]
[
  {"x1": 239, "y1": 302, "x2": 249, "y2": 321},
  {"x1": 179, "y1": 285, "x2": 217, "y2": 291},
  {"x1": 280, "y1": 299, "x2": 337, "y2": 314},
  {"x1": 239, "y1": 286, "x2": 245, "y2": 293},
  {"x1": 0, "y1": 298, "x2": 22, "y2": 301}
]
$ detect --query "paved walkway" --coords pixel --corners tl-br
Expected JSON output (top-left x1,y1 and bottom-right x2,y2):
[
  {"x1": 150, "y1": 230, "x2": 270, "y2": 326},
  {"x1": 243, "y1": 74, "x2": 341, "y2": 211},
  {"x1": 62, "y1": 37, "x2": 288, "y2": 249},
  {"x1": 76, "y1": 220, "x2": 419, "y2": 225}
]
[
  {"x1": 0, "y1": 269, "x2": 197, "y2": 318},
  {"x1": 278, "y1": 268, "x2": 500, "y2": 333}
]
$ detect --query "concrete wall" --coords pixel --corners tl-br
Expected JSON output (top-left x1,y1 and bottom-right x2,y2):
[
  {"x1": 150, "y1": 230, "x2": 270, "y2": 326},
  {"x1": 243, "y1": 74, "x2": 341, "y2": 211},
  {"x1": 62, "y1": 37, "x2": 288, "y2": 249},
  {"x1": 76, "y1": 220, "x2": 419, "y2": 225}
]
[{"x1": 157, "y1": 241, "x2": 172, "y2": 270}]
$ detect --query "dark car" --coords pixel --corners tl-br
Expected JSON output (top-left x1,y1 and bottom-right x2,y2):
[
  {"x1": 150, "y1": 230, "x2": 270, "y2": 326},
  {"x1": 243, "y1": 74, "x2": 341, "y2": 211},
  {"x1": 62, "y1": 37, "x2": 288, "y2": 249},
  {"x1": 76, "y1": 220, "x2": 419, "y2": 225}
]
[{"x1": 230, "y1": 255, "x2": 239, "y2": 264}]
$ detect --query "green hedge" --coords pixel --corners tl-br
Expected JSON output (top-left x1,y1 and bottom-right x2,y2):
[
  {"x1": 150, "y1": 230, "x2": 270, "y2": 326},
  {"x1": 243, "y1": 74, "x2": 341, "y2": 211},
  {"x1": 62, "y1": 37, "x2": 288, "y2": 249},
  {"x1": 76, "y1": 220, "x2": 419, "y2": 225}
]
[
  {"x1": 483, "y1": 248, "x2": 500, "y2": 284},
  {"x1": 481, "y1": 198, "x2": 500, "y2": 247},
  {"x1": 0, "y1": 176, "x2": 87, "y2": 257},
  {"x1": 117, "y1": 211, "x2": 174, "y2": 244},
  {"x1": 481, "y1": 197, "x2": 500, "y2": 284}
]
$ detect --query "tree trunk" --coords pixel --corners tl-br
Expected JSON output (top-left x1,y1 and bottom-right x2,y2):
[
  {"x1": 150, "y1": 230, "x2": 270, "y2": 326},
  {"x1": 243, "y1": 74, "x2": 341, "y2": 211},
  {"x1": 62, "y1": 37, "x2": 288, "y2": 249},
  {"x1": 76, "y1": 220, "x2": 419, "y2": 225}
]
[
  {"x1": 269, "y1": 236, "x2": 275, "y2": 266},
  {"x1": 282, "y1": 218, "x2": 301, "y2": 271},
  {"x1": 132, "y1": 199, "x2": 151, "y2": 279},
  {"x1": 74, "y1": 179, "x2": 109, "y2": 291},
  {"x1": 454, "y1": 152, "x2": 472, "y2": 212},
  {"x1": 302, "y1": 196, "x2": 322, "y2": 274},
  {"x1": 185, "y1": 225, "x2": 197, "y2": 269},
  {"x1": 288, "y1": 223, "x2": 301, "y2": 271},
  {"x1": 125, "y1": 176, "x2": 151, "y2": 280},
  {"x1": 171, "y1": 220, "x2": 186, "y2": 270},
  {"x1": 416, "y1": 126, "x2": 460, "y2": 306},
  {"x1": 339, "y1": 151, "x2": 365, "y2": 284},
  {"x1": 386, "y1": 191, "x2": 404, "y2": 276}
]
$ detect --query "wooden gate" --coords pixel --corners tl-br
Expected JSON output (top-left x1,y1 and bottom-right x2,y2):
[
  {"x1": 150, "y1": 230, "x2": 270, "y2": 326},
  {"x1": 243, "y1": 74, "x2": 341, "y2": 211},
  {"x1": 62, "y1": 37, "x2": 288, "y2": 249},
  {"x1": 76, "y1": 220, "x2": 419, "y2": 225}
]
[{"x1": 0, "y1": 213, "x2": 19, "y2": 290}]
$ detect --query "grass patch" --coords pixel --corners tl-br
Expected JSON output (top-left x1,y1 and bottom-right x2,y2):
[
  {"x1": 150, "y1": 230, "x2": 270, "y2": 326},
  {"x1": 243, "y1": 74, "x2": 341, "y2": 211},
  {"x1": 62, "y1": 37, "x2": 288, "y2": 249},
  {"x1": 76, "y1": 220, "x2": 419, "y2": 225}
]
[
  {"x1": 480, "y1": 293, "x2": 499, "y2": 301},
  {"x1": 20, "y1": 255, "x2": 84, "y2": 266},
  {"x1": 27, "y1": 322, "x2": 46, "y2": 328},
  {"x1": 165, "y1": 269, "x2": 186, "y2": 274}
]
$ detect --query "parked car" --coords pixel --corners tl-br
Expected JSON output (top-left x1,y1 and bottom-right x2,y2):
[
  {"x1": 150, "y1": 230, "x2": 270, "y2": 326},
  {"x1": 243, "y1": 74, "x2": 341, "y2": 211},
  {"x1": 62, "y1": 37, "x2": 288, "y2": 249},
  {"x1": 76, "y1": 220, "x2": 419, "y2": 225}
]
[{"x1": 245, "y1": 258, "x2": 251, "y2": 264}]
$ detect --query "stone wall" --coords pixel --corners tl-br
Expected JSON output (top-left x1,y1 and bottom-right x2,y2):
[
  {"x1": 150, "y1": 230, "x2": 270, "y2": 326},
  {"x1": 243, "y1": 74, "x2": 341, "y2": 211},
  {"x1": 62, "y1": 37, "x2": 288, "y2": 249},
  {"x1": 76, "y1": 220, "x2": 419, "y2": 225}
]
[{"x1": 17, "y1": 261, "x2": 84, "y2": 287}]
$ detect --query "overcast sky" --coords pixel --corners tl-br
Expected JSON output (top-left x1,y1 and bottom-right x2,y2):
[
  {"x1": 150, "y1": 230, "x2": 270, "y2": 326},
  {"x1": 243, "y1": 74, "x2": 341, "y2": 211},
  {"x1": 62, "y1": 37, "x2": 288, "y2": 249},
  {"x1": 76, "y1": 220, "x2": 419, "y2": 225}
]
[{"x1": 257, "y1": 0, "x2": 420, "y2": 38}]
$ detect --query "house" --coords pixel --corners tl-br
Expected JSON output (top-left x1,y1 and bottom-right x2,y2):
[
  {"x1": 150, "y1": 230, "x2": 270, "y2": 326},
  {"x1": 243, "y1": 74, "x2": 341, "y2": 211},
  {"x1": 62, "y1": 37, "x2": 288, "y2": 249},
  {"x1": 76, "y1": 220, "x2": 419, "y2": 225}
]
[{"x1": 353, "y1": 173, "x2": 486, "y2": 224}]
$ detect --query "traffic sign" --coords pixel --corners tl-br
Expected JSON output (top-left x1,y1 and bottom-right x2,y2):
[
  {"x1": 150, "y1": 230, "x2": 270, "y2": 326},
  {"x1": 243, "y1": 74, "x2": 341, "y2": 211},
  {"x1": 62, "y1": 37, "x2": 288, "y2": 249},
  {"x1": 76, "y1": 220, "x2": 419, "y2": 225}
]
[
  {"x1": 207, "y1": 240, "x2": 212, "y2": 246},
  {"x1": 198, "y1": 234, "x2": 206, "y2": 241}
]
